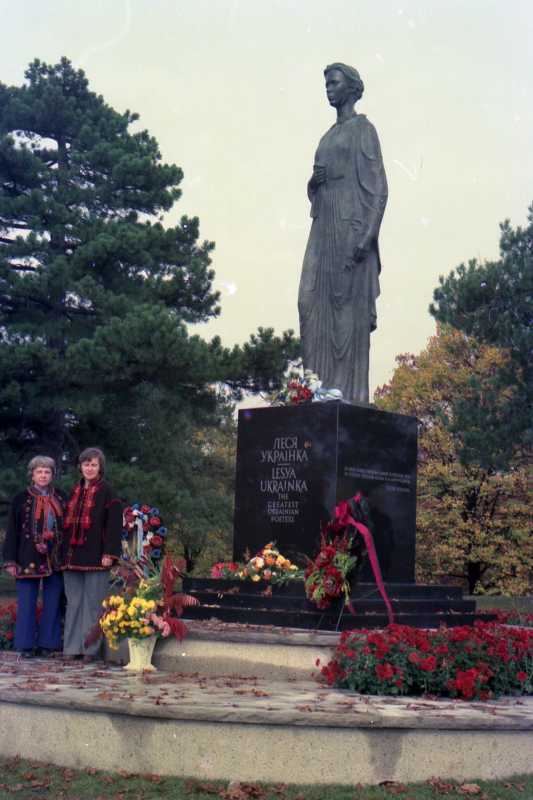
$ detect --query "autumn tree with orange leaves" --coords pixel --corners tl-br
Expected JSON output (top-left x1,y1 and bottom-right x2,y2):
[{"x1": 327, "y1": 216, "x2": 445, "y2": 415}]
[{"x1": 375, "y1": 326, "x2": 532, "y2": 595}]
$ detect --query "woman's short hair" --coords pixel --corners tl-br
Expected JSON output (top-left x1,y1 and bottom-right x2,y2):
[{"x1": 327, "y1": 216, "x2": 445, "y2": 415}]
[
  {"x1": 324, "y1": 62, "x2": 364, "y2": 102},
  {"x1": 27, "y1": 455, "x2": 56, "y2": 480},
  {"x1": 78, "y1": 447, "x2": 106, "y2": 476}
]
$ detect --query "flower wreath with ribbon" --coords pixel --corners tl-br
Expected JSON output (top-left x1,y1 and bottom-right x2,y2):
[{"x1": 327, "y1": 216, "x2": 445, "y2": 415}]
[
  {"x1": 122, "y1": 503, "x2": 167, "y2": 563},
  {"x1": 304, "y1": 494, "x2": 394, "y2": 624}
]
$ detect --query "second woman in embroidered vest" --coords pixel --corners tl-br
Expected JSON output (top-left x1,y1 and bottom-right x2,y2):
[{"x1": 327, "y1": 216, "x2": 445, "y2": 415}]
[{"x1": 61, "y1": 447, "x2": 123, "y2": 662}]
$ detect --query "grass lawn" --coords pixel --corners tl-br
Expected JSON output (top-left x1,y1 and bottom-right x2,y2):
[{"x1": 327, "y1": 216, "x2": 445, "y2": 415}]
[{"x1": 0, "y1": 757, "x2": 531, "y2": 799}]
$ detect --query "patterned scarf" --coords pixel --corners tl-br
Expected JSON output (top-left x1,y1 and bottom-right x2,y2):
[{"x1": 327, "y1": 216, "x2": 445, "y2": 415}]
[
  {"x1": 28, "y1": 486, "x2": 63, "y2": 552},
  {"x1": 64, "y1": 480, "x2": 101, "y2": 546}
]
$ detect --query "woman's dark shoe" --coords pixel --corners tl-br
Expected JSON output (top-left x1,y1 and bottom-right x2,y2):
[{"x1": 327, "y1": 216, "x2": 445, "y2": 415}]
[
  {"x1": 20, "y1": 650, "x2": 34, "y2": 659},
  {"x1": 36, "y1": 648, "x2": 53, "y2": 658},
  {"x1": 63, "y1": 654, "x2": 82, "y2": 661}
]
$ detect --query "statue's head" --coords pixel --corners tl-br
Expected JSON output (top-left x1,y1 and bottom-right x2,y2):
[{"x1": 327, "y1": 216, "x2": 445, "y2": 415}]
[{"x1": 324, "y1": 63, "x2": 364, "y2": 104}]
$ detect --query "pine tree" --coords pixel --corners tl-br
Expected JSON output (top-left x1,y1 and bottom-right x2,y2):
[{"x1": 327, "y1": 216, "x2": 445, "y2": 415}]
[
  {"x1": 430, "y1": 206, "x2": 533, "y2": 469},
  {"x1": 0, "y1": 58, "x2": 220, "y2": 496}
]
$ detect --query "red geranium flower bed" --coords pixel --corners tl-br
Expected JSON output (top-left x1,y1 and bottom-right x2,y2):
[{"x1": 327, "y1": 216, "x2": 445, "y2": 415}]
[
  {"x1": 0, "y1": 602, "x2": 17, "y2": 650},
  {"x1": 318, "y1": 622, "x2": 533, "y2": 701}
]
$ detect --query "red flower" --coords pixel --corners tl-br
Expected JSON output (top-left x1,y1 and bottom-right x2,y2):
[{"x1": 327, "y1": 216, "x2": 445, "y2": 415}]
[
  {"x1": 517, "y1": 671, "x2": 528, "y2": 682},
  {"x1": 408, "y1": 651, "x2": 420, "y2": 664},
  {"x1": 140, "y1": 505, "x2": 151, "y2": 513},
  {"x1": 149, "y1": 516, "x2": 161, "y2": 527},
  {"x1": 375, "y1": 663, "x2": 395, "y2": 681},
  {"x1": 419, "y1": 655, "x2": 437, "y2": 672},
  {"x1": 150, "y1": 535, "x2": 163, "y2": 548}
]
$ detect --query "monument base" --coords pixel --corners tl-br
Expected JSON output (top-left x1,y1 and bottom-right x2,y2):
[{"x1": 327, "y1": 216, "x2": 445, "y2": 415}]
[
  {"x1": 234, "y1": 402, "x2": 418, "y2": 583},
  {"x1": 182, "y1": 578, "x2": 493, "y2": 631}
]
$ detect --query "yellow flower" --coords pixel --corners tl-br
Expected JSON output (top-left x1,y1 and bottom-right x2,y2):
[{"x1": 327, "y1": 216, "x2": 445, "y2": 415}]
[{"x1": 251, "y1": 574, "x2": 261, "y2": 582}]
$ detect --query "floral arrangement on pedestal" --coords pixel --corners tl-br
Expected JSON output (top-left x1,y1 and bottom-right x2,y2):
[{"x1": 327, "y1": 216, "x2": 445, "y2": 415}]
[
  {"x1": 122, "y1": 503, "x2": 167, "y2": 563},
  {"x1": 97, "y1": 555, "x2": 198, "y2": 670},
  {"x1": 318, "y1": 622, "x2": 533, "y2": 700},
  {"x1": 304, "y1": 530, "x2": 361, "y2": 610},
  {"x1": 270, "y1": 368, "x2": 342, "y2": 406},
  {"x1": 211, "y1": 542, "x2": 303, "y2": 586},
  {"x1": 304, "y1": 494, "x2": 394, "y2": 624}
]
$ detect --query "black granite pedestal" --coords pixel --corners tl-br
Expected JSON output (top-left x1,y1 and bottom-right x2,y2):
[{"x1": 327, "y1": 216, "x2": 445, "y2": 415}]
[
  {"x1": 188, "y1": 402, "x2": 488, "y2": 631},
  {"x1": 233, "y1": 401, "x2": 417, "y2": 583}
]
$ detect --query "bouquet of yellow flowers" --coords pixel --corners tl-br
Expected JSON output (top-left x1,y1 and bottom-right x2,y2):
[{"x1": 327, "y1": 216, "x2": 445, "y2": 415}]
[
  {"x1": 238, "y1": 542, "x2": 303, "y2": 585},
  {"x1": 98, "y1": 555, "x2": 198, "y2": 650},
  {"x1": 100, "y1": 590, "x2": 158, "y2": 649}
]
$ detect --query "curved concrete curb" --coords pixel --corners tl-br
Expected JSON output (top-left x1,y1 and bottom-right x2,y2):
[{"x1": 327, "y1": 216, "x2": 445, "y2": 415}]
[{"x1": 0, "y1": 652, "x2": 531, "y2": 785}]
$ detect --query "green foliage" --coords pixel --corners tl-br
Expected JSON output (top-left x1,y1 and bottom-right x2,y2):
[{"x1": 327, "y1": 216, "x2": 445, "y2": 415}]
[
  {"x1": 430, "y1": 205, "x2": 533, "y2": 469},
  {"x1": 210, "y1": 326, "x2": 301, "y2": 396},
  {"x1": 375, "y1": 327, "x2": 532, "y2": 595},
  {"x1": 0, "y1": 58, "x2": 234, "y2": 566}
]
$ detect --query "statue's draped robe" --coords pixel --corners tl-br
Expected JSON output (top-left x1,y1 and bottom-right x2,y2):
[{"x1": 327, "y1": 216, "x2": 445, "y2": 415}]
[{"x1": 298, "y1": 114, "x2": 387, "y2": 404}]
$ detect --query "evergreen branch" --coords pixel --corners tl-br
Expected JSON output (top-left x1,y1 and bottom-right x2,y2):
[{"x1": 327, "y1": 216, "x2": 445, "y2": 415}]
[{"x1": 0, "y1": 220, "x2": 30, "y2": 230}]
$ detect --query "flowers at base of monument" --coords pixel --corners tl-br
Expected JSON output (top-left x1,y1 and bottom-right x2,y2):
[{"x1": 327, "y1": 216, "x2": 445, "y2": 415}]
[
  {"x1": 211, "y1": 544, "x2": 303, "y2": 585},
  {"x1": 270, "y1": 367, "x2": 343, "y2": 406},
  {"x1": 97, "y1": 555, "x2": 198, "y2": 650},
  {"x1": 478, "y1": 608, "x2": 533, "y2": 628},
  {"x1": 240, "y1": 542, "x2": 303, "y2": 584},
  {"x1": 122, "y1": 503, "x2": 167, "y2": 562},
  {"x1": 304, "y1": 530, "x2": 360, "y2": 610},
  {"x1": 304, "y1": 494, "x2": 394, "y2": 624},
  {"x1": 210, "y1": 561, "x2": 241, "y2": 579},
  {"x1": 318, "y1": 622, "x2": 533, "y2": 701}
]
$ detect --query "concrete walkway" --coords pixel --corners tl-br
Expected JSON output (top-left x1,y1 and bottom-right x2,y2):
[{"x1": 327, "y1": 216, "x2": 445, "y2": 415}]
[{"x1": 0, "y1": 650, "x2": 531, "y2": 785}]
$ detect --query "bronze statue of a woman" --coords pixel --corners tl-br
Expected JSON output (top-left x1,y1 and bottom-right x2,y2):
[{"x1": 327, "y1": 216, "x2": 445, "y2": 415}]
[{"x1": 298, "y1": 63, "x2": 388, "y2": 404}]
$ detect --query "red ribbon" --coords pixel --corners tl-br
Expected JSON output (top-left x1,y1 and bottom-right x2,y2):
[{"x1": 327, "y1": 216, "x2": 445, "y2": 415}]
[{"x1": 334, "y1": 495, "x2": 394, "y2": 625}]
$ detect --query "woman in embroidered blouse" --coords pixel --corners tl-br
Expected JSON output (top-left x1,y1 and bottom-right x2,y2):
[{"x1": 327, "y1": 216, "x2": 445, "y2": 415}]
[
  {"x1": 61, "y1": 447, "x2": 122, "y2": 662},
  {"x1": 2, "y1": 455, "x2": 65, "y2": 658}
]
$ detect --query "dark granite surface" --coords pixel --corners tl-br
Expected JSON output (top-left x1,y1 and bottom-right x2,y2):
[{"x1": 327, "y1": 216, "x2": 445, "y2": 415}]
[{"x1": 233, "y1": 402, "x2": 417, "y2": 582}]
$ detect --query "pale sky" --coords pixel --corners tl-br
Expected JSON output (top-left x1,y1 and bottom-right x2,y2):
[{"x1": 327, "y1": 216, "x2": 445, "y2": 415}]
[{"x1": 3, "y1": 0, "x2": 532, "y2": 397}]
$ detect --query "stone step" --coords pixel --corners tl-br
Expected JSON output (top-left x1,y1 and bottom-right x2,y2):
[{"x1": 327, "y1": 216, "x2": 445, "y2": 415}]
[
  {"x1": 182, "y1": 604, "x2": 489, "y2": 631},
  {"x1": 187, "y1": 590, "x2": 476, "y2": 615},
  {"x1": 185, "y1": 578, "x2": 465, "y2": 599}
]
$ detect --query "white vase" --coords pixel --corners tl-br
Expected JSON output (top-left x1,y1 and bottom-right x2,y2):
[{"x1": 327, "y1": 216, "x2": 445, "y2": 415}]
[{"x1": 124, "y1": 636, "x2": 157, "y2": 671}]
